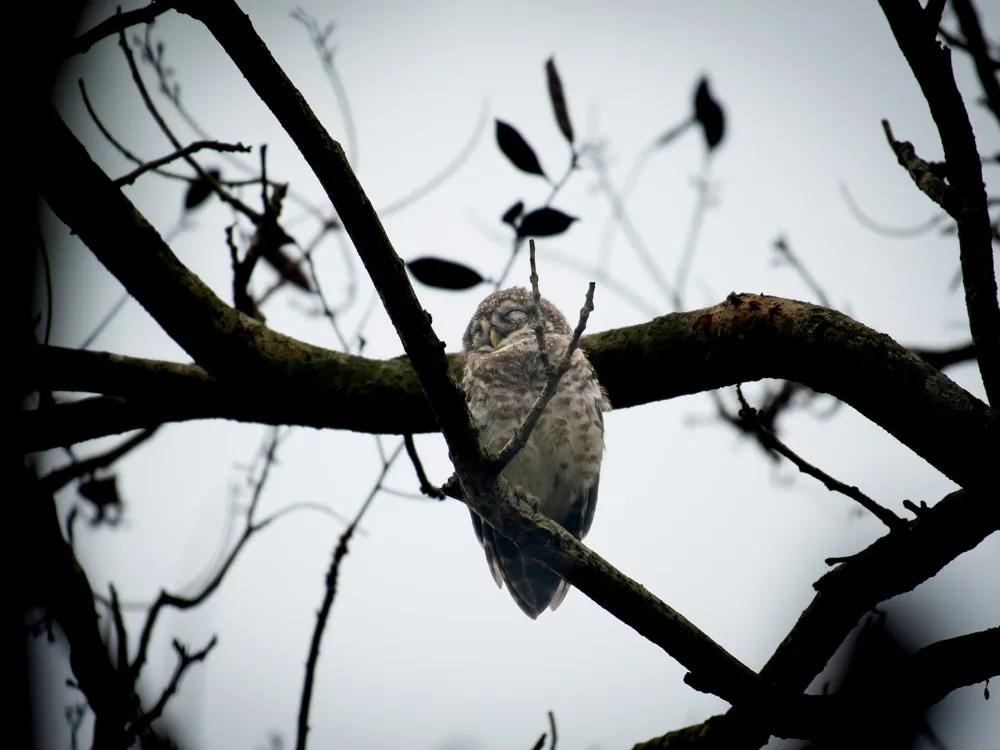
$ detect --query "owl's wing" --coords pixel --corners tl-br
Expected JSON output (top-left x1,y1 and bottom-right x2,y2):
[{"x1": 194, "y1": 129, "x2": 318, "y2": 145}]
[
  {"x1": 563, "y1": 474, "x2": 601, "y2": 540},
  {"x1": 563, "y1": 395, "x2": 606, "y2": 540},
  {"x1": 468, "y1": 510, "x2": 503, "y2": 588},
  {"x1": 467, "y1": 370, "x2": 609, "y2": 619}
]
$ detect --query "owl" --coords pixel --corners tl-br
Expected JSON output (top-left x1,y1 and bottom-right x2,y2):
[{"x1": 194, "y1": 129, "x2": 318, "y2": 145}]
[{"x1": 461, "y1": 286, "x2": 610, "y2": 618}]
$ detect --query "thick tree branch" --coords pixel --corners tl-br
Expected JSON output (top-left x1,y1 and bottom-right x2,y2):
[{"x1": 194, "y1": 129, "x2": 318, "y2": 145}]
[
  {"x1": 634, "y1": 488, "x2": 999, "y2": 749},
  {"x1": 760, "y1": 489, "x2": 996, "y2": 692},
  {"x1": 633, "y1": 625, "x2": 1000, "y2": 749},
  {"x1": 899, "y1": 626, "x2": 998, "y2": 709},
  {"x1": 879, "y1": 0, "x2": 1000, "y2": 406},
  {"x1": 25, "y1": 291, "x2": 997, "y2": 495}
]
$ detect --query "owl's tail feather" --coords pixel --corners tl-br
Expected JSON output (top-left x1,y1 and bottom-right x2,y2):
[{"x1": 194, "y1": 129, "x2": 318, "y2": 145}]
[
  {"x1": 470, "y1": 509, "x2": 571, "y2": 618},
  {"x1": 491, "y1": 531, "x2": 569, "y2": 619}
]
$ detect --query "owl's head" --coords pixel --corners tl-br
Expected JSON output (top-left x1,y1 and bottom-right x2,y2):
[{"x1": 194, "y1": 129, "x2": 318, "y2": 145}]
[{"x1": 462, "y1": 287, "x2": 572, "y2": 352}]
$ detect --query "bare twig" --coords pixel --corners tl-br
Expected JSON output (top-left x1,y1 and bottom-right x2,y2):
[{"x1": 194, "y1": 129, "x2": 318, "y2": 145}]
[
  {"x1": 227, "y1": 224, "x2": 256, "y2": 317},
  {"x1": 291, "y1": 9, "x2": 358, "y2": 166},
  {"x1": 377, "y1": 99, "x2": 489, "y2": 218},
  {"x1": 118, "y1": 24, "x2": 263, "y2": 222},
  {"x1": 257, "y1": 501, "x2": 359, "y2": 533},
  {"x1": 296, "y1": 440, "x2": 404, "y2": 750},
  {"x1": 129, "y1": 429, "x2": 283, "y2": 681},
  {"x1": 67, "y1": 2, "x2": 172, "y2": 58},
  {"x1": 597, "y1": 127, "x2": 690, "y2": 274},
  {"x1": 125, "y1": 635, "x2": 218, "y2": 744},
  {"x1": 135, "y1": 23, "x2": 327, "y2": 222},
  {"x1": 78, "y1": 79, "x2": 190, "y2": 184},
  {"x1": 735, "y1": 385, "x2": 906, "y2": 529},
  {"x1": 547, "y1": 710, "x2": 558, "y2": 750},
  {"x1": 839, "y1": 183, "x2": 947, "y2": 238},
  {"x1": 672, "y1": 157, "x2": 714, "y2": 310},
  {"x1": 772, "y1": 236, "x2": 833, "y2": 308},
  {"x1": 93, "y1": 499, "x2": 359, "y2": 616},
  {"x1": 39, "y1": 427, "x2": 160, "y2": 494},
  {"x1": 882, "y1": 120, "x2": 956, "y2": 215},
  {"x1": 403, "y1": 434, "x2": 445, "y2": 499},
  {"x1": 540, "y1": 245, "x2": 659, "y2": 318},
  {"x1": 589, "y1": 146, "x2": 676, "y2": 305},
  {"x1": 114, "y1": 140, "x2": 250, "y2": 187},
  {"x1": 230, "y1": 145, "x2": 294, "y2": 319},
  {"x1": 911, "y1": 342, "x2": 977, "y2": 370},
  {"x1": 529, "y1": 239, "x2": 551, "y2": 371},
  {"x1": 299, "y1": 246, "x2": 350, "y2": 350},
  {"x1": 492, "y1": 281, "x2": 596, "y2": 469},
  {"x1": 108, "y1": 585, "x2": 129, "y2": 672},
  {"x1": 79, "y1": 291, "x2": 130, "y2": 350}
]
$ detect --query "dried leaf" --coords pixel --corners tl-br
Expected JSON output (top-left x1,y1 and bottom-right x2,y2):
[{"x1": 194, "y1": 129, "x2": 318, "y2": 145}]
[
  {"x1": 495, "y1": 120, "x2": 547, "y2": 178},
  {"x1": 183, "y1": 168, "x2": 221, "y2": 210},
  {"x1": 545, "y1": 57, "x2": 574, "y2": 144},
  {"x1": 517, "y1": 207, "x2": 578, "y2": 238},
  {"x1": 261, "y1": 245, "x2": 311, "y2": 291},
  {"x1": 407, "y1": 257, "x2": 485, "y2": 290},
  {"x1": 501, "y1": 200, "x2": 525, "y2": 227},
  {"x1": 693, "y1": 78, "x2": 725, "y2": 151}
]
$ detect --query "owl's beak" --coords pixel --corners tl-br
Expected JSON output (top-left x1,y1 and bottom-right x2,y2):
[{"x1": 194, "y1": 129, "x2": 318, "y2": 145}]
[{"x1": 489, "y1": 328, "x2": 500, "y2": 348}]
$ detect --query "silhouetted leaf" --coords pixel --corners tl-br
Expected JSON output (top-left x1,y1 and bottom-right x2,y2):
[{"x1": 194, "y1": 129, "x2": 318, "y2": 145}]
[
  {"x1": 183, "y1": 168, "x2": 221, "y2": 210},
  {"x1": 495, "y1": 120, "x2": 547, "y2": 178},
  {"x1": 501, "y1": 201, "x2": 525, "y2": 227},
  {"x1": 693, "y1": 78, "x2": 725, "y2": 151},
  {"x1": 545, "y1": 57, "x2": 574, "y2": 144},
  {"x1": 517, "y1": 207, "x2": 578, "y2": 238},
  {"x1": 407, "y1": 257, "x2": 485, "y2": 290}
]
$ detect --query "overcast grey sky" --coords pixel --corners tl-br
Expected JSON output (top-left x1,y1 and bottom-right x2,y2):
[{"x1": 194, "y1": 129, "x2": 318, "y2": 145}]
[{"x1": 35, "y1": 1, "x2": 997, "y2": 749}]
